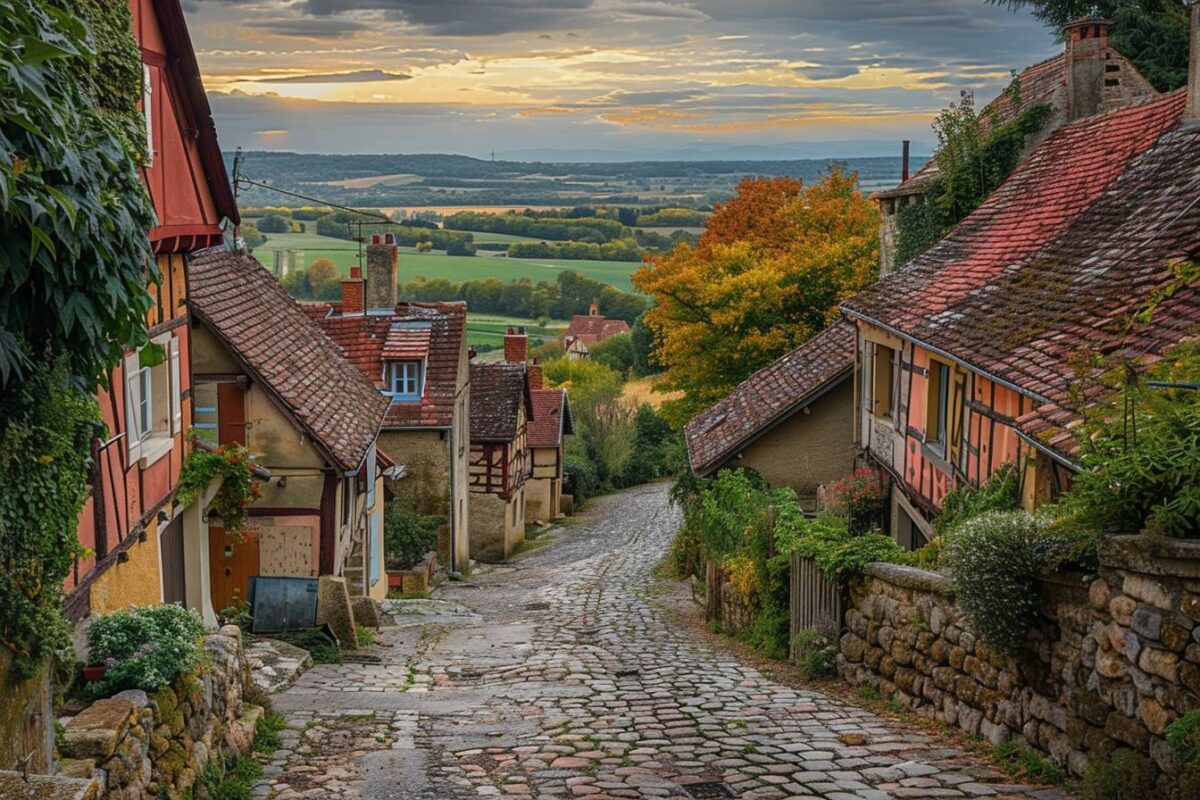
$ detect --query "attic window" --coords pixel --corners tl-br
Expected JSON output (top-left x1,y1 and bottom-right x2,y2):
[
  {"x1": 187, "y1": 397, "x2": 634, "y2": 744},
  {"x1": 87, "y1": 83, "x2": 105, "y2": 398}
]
[{"x1": 387, "y1": 360, "x2": 424, "y2": 401}]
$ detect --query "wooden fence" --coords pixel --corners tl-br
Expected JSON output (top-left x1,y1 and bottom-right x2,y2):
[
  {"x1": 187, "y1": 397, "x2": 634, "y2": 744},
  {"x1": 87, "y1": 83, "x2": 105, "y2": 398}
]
[{"x1": 789, "y1": 553, "x2": 846, "y2": 660}]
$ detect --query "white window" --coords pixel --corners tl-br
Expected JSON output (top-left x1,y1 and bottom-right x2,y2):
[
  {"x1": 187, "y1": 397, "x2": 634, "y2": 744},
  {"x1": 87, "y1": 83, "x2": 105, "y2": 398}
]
[
  {"x1": 388, "y1": 361, "x2": 423, "y2": 400},
  {"x1": 142, "y1": 64, "x2": 154, "y2": 163},
  {"x1": 124, "y1": 334, "x2": 180, "y2": 466}
]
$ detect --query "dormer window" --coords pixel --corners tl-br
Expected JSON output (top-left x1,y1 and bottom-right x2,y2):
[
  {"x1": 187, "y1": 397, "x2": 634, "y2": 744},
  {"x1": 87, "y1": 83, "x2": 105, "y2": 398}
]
[{"x1": 388, "y1": 360, "x2": 424, "y2": 401}]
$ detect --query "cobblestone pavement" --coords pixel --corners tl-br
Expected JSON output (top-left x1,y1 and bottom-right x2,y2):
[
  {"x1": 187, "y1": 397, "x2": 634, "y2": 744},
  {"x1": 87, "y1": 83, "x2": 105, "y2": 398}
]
[{"x1": 257, "y1": 484, "x2": 1069, "y2": 800}]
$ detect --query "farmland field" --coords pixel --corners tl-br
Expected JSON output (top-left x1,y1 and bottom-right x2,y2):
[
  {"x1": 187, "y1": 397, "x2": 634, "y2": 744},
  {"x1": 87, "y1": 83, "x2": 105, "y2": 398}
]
[
  {"x1": 252, "y1": 232, "x2": 642, "y2": 291},
  {"x1": 466, "y1": 314, "x2": 565, "y2": 354}
]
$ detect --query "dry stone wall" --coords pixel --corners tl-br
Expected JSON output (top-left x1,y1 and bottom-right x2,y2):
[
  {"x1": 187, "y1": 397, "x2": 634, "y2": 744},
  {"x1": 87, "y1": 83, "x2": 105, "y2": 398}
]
[
  {"x1": 836, "y1": 537, "x2": 1200, "y2": 797},
  {"x1": 60, "y1": 625, "x2": 260, "y2": 800}
]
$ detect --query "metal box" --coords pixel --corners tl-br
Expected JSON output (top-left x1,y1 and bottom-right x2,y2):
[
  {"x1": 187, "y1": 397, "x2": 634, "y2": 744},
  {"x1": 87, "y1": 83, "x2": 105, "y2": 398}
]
[{"x1": 247, "y1": 576, "x2": 319, "y2": 634}]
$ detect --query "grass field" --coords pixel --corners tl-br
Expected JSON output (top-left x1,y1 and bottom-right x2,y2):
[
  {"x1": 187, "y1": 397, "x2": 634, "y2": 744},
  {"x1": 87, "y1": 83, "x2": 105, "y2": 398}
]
[
  {"x1": 466, "y1": 314, "x2": 565, "y2": 352},
  {"x1": 455, "y1": 230, "x2": 542, "y2": 244},
  {"x1": 253, "y1": 232, "x2": 641, "y2": 291}
]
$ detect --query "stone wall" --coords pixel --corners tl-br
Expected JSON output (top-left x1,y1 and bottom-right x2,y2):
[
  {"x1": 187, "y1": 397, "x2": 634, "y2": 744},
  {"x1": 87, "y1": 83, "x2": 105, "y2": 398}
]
[
  {"x1": 836, "y1": 538, "x2": 1200, "y2": 796},
  {"x1": 60, "y1": 625, "x2": 260, "y2": 799}
]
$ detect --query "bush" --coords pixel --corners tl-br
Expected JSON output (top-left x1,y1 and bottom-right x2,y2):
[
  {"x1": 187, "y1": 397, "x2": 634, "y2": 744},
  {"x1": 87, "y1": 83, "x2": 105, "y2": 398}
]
[
  {"x1": 87, "y1": 604, "x2": 205, "y2": 694},
  {"x1": 197, "y1": 753, "x2": 263, "y2": 800},
  {"x1": 276, "y1": 629, "x2": 340, "y2": 664},
  {"x1": 1081, "y1": 748, "x2": 1154, "y2": 800},
  {"x1": 445, "y1": 237, "x2": 475, "y2": 256},
  {"x1": 994, "y1": 741, "x2": 1065, "y2": 785},
  {"x1": 217, "y1": 600, "x2": 252, "y2": 634},
  {"x1": 383, "y1": 499, "x2": 441, "y2": 571},
  {"x1": 946, "y1": 511, "x2": 1045, "y2": 657},
  {"x1": 792, "y1": 628, "x2": 837, "y2": 679},
  {"x1": 936, "y1": 461, "x2": 1020, "y2": 536},
  {"x1": 826, "y1": 469, "x2": 889, "y2": 535},
  {"x1": 256, "y1": 214, "x2": 290, "y2": 233}
]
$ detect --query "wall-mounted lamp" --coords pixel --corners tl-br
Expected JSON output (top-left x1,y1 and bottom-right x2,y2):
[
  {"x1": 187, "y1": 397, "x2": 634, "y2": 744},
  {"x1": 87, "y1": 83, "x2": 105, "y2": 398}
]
[
  {"x1": 117, "y1": 552, "x2": 130, "y2": 564},
  {"x1": 157, "y1": 510, "x2": 169, "y2": 525}
]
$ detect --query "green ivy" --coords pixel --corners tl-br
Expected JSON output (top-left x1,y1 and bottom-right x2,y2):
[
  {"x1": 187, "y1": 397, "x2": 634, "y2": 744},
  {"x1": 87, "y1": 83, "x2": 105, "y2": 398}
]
[
  {"x1": 0, "y1": 0, "x2": 157, "y2": 388},
  {"x1": 0, "y1": 357, "x2": 97, "y2": 679},
  {"x1": 935, "y1": 461, "x2": 1020, "y2": 536},
  {"x1": 177, "y1": 439, "x2": 264, "y2": 536},
  {"x1": 894, "y1": 82, "x2": 1051, "y2": 266}
]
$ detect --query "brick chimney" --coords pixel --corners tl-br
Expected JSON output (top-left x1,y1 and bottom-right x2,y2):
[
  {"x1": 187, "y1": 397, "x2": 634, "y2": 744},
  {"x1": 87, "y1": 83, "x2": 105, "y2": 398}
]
[
  {"x1": 1186, "y1": 1, "x2": 1200, "y2": 125},
  {"x1": 528, "y1": 357, "x2": 543, "y2": 390},
  {"x1": 341, "y1": 265, "x2": 365, "y2": 315},
  {"x1": 365, "y1": 232, "x2": 398, "y2": 312},
  {"x1": 1064, "y1": 17, "x2": 1110, "y2": 121},
  {"x1": 588, "y1": 298, "x2": 600, "y2": 317},
  {"x1": 504, "y1": 326, "x2": 528, "y2": 363}
]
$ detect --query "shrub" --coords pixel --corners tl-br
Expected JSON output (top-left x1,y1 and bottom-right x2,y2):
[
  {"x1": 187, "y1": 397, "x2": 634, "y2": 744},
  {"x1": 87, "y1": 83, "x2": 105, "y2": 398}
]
[
  {"x1": 383, "y1": 499, "x2": 441, "y2": 571},
  {"x1": 946, "y1": 511, "x2": 1045, "y2": 656},
  {"x1": 218, "y1": 600, "x2": 252, "y2": 634},
  {"x1": 254, "y1": 711, "x2": 287, "y2": 756},
  {"x1": 1081, "y1": 748, "x2": 1154, "y2": 800},
  {"x1": 87, "y1": 604, "x2": 205, "y2": 694},
  {"x1": 826, "y1": 468, "x2": 889, "y2": 535},
  {"x1": 994, "y1": 741, "x2": 1065, "y2": 784},
  {"x1": 276, "y1": 629, "x2": 340, "y2": 664},
  {"x1": 1167, "y1": 707, "x2": 1200, "y2": 763},
  {"x1": 936, "y1": 461, "x2": 1020, "y2": 536},
  {"x1": 256, "y1": 214, "x2": 290, "y2": 233},
  {"x1": 792, "y1": 628, "x2": 837, "y2": 679},
  {"x1": 814, "y1": 533, "x2": 906, "y2": 579},
  {"x1": 197, "y1": 753, "x2": 264, "y2": 800}
]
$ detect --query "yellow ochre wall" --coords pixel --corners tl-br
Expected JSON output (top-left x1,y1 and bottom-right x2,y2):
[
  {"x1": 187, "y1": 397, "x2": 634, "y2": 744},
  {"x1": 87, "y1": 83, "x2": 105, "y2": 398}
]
[{"x1": 89, "y1": 517, "x2": 163, "y2": 612}]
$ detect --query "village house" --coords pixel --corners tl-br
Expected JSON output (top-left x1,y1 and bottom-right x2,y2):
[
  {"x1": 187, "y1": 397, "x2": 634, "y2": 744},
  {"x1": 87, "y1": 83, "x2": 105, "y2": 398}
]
[
  {"x1": 307, "y1": 234, "x2": 472, "y2": 574},
  {"x1": 525, "y1": 359, "x2": 574, "y2": 523},
  {"x1": 469, "y1": 329, "x2": 534, "y2": 561},
  {"x1": 188, "y1": 249, "x2": 390, "y2": 610},
  {"x1": 841, "y1": 17, "x2": 1200, "y2": 544},
  {"x1": 684, "y1": 321, "x2": 856, "y2": 509},
  {"x1": 66, "y1": 0, "x2": 240, "y2": 629},
  {"x1": 562, "y1": 299, "x2": 630, "y2": 360},
  {"x1": 873, "y1": 18, "x2": 1157, "y2": 273}
]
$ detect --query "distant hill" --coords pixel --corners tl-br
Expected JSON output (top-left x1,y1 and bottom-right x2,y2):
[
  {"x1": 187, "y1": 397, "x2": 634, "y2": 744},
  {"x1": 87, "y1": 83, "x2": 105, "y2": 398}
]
[
  {"x1": 227, "y1": 151, "x2": 931, "y2": 209},
  {"x1": 496, "y1": 140, "x2": 935, "y2": 162}
]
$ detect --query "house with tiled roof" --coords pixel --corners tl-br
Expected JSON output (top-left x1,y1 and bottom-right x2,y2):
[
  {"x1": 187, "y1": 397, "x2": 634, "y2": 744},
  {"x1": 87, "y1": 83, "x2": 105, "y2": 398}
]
[
  {"x1": 525, "y1": 360, "x2": 575, "y2": 523},
  {"x1": 874, "y1": 18, "x2": 1157, "y2": 273},
  {"x1": 469, "y1": 331, "x2": 535, "y2": 561},
  {"x1": 188, "y1": 249, "x2": 390, "y2": 608},
  {"x1": 841, "y1": 18, "x2": 1200, "y2": 542},
  {"x1": 562, "y1": 299, "x2": 631, "y2": 360},
  {"x1": 684, "y1": 320, "x2": 856, "y2": 508},
  {"x1": 306, "y1": 234, "x2": 472, "y2": 575}
]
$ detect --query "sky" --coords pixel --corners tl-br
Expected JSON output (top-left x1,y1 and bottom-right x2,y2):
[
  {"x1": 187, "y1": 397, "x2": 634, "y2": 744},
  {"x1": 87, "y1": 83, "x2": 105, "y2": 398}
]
[{"x1": 184, "y1": 0, "x2": 1061, "y2": 159}]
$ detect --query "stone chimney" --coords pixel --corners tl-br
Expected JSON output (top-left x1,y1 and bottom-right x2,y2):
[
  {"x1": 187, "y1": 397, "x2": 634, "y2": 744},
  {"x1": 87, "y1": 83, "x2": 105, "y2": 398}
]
[
  {"x1": 588, "y1": 298, "x2": 600, "y2": 317},
  {"x1": 1064, "y1": 17, "x2": 1110, "y2": 121},
  {"x1": 528, "y1": 357, "x2": 543, "y2": 390},
  {"x1": 1186, "y1": 1, "x2": 1200, "y2": 125},
  {"x1": 365, "y1": 232, "x2": 398, "y2": 312},
  {"x1": 341, "y1": 265, "x2": 365, "y2": 315},
  {"x1": 504, "y1": 326, "x2": 528, "y2": 363},
  {"x1": 901, "y1": 140, "x2": 910, "y2": 182}
]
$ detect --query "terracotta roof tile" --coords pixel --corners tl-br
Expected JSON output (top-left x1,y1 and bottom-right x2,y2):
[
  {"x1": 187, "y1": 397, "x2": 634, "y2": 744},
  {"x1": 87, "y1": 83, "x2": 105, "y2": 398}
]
[
  {"x1": 684, "y1": 320, "x2": 856, "y2": 475},
  {"x1": 305, "y1": 301, "x2": 467, "y2": 430},
  {"x1": 563, "y1": 315, "x2": 630, "y2": 345},
  {"x1": 470, "y1": 363, "x2": 531, "y2": 443},
  {"x1": 187, "y1": 249, "x2": 387, "y2": 471},
  {"x1": 528, "y1": 388, "x2": 573, "y2": 448},
  {"x1": 845, "y1": 91, "x2": 1200, "y2": 463}
]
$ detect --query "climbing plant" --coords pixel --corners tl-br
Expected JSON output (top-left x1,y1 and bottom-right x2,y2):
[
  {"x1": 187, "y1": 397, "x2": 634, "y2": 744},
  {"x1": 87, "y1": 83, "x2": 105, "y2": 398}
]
[
  {"x1": 895, "y1": 84, "x2": 1051, "y2": 265},
  {"x1": 176, "y1": 439, "x2": 264, "y2": 537},
  {"x1": 0, "y1": 358, "x2": 98, "y2": 679},
  {"x1": 0, "y1": 0, "x2": 157, "y2": 389}
]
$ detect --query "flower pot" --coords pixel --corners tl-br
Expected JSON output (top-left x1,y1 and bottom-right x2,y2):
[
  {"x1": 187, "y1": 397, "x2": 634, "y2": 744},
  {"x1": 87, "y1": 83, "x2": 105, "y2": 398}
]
[{"x1": 81, "y1": 665, "x2": 107, "y2": 682}]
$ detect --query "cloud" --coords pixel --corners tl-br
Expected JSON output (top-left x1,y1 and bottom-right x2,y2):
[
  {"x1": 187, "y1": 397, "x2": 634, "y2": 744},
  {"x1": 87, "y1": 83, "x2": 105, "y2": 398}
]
[
  {"x1": 243, "y1": 16, "x2": 367, "y2": 38},
  {"x1": 250, "y1": 69, "x2": 412, "y2": 83},
  {"x1": 299, "y1": 0, "x2": 594, "y2": 36}
]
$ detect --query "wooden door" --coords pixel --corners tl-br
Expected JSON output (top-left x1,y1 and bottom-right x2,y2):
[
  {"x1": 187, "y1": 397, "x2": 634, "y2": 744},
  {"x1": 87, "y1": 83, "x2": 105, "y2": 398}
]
[
  {"x1": 208, "y1": 526, "x2": 260, "y2": 612},
  {"x1": 217, "y1": 383, "x2": 246, "y2": 446},
  {"x1": 160, "y1": 515, "x2": 186, "y2": 605}
]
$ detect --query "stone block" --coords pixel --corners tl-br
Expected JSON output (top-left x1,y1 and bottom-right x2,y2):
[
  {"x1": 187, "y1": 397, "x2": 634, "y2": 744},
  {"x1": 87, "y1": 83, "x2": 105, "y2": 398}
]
[
  {"x1": 351, "y1": 596, "x2": 382, "y2": 628},
  {"x1": 315, "y1": 575, "x2": 358, "y2": 648},
  {"x1": 1123, "y1": 574, "x2": 1173, "y2": 610},
  {"x1": 1131, "y1": 608, "x2": 1163, "y2": 640},
  {"x1": 63, "y1": 697, "x2": 135, "y2": 760},
  {"x1": 1137, "y1": 696, "x2": 1174, "y2": 735},
  {"x1": 1110, "y1": 595, "x2": 1136, "y2": 626},
  {"x1": 1161, "y1": 620, "x2": 1191, "y2": 652},
  {"x1": 1138, "y1": 647, "x2": 1179, "y2": 682},
  {"x1": 1104, "y1": 711, "x2": 1151, "y2": 750},
  {"x1": 1089, "y1": 579, "x2": 1111, "y2": 611}
]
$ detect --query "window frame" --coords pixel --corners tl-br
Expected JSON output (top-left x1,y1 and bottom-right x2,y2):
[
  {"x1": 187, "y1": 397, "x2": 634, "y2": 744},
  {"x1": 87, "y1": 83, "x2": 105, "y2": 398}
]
[
  {"x1": 871, "y1": 342, "x2": 899, "y2": 421},
  {"x1": 387, "y1": 359, "x2": 424, "y2": 401},
  {"x1": 926, "y1": 359, "x2": 952, "y2": 456},
  {"x1": 142, "y1": 64, "x2": 154, "y2": 164}
]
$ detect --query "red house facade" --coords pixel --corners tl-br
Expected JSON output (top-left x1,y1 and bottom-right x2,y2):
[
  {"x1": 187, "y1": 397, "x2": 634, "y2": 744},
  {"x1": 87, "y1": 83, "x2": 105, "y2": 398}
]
[{"x1": 67, "y1": 0, "x2": 238, "y2": 624}]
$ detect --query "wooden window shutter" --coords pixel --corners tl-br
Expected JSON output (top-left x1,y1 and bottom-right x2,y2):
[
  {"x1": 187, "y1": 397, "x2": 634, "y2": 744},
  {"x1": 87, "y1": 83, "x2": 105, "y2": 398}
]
[
  {"x1": 217, "y1": 383, "x2": 247, "y2": 446},
  {"x1": 124, "y1": 352, "x2": 142, "y2": 462},
  {"x1": 949, "y1": 370, "x2": 966, "y2": 459},
  {"x1": 169, "y1": 337, "x2": 182, "y2": 435}
]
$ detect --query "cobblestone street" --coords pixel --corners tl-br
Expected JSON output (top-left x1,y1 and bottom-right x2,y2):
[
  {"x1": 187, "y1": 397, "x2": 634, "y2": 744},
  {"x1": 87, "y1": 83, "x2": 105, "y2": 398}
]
[{"x1": 258, "y1": 484, "x2": 1067, "y2": 800}]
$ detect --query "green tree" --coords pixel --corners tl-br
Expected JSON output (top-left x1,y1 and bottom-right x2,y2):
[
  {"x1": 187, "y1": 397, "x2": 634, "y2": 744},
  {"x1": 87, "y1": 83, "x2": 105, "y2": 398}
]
[
  {"x1": 590, "y1": 332, "x2": 637, "y2": 376},
  {"x1": 988, "y1": 1, "x2": 1191, "y2": 91},
  {"x1": 257, "y1": 214, "x2": 290, "y2": 233},
  {"x1": 241, "y1": 222, "x2": 266, "y2": 249}
]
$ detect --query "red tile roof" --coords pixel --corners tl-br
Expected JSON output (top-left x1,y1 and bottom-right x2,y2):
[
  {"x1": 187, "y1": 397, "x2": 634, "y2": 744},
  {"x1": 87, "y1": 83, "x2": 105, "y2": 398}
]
[
  {"x1": 846, "y1": 91, "x2": 1200, "y2": 464},
  {"x1": 684, "y1": 320, "x2": 856, "y2": 475},
  {"x1": 528, "y1": 388, "x2": 573, "y2": 449},
  {"x1": 874, "y1": 54, "x2": 1067, "y2": 200},
  {"x1": 563, "y1": 315, "x2": 630, "y2": 346},
  {"x1": 187, "y1": 249, "x2": 387, "y2": 471},
  {"x1": 470, "y1": 363, "x2": 532, "y2": 443},
  {"x1": 304, "y1": 302, "x2": 467, "y2": 430}
]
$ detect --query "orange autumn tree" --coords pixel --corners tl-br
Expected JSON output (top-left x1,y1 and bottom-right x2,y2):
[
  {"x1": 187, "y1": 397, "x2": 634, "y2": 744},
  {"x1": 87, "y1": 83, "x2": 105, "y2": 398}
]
[{"x1": 633, "y1": 168, "x2": 879, "y2": 425}]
